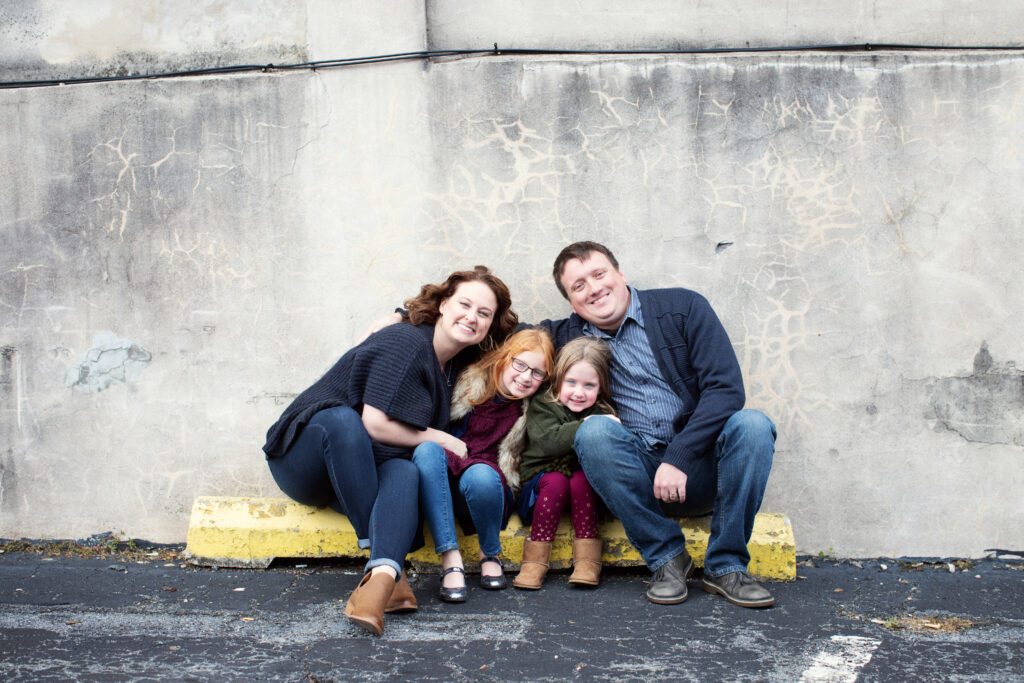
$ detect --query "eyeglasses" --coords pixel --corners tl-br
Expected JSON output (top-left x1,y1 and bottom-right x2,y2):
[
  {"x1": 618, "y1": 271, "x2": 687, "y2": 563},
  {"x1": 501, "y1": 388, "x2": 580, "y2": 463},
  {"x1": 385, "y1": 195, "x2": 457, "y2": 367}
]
[{"x1": 510, "y1": 357, "x2": 547, "y2": 382}]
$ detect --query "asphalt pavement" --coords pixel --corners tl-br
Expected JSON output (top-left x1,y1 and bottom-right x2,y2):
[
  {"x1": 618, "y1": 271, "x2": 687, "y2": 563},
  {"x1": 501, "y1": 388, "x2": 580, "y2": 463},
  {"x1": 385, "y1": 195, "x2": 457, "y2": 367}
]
[{"x1": 1, "y1": 549, "x2": 1022, "y2": 681}]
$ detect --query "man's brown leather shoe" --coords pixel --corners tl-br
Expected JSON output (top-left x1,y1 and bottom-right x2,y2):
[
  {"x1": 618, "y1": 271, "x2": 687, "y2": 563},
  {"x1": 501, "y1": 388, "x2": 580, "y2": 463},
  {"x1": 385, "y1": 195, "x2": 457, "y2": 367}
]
[
  {"x1": 645, "y1": 550, "x2": 694, "y2": 604},
  {"x1": 702, "y1": 570, "x2": 774, "y2": 608}
]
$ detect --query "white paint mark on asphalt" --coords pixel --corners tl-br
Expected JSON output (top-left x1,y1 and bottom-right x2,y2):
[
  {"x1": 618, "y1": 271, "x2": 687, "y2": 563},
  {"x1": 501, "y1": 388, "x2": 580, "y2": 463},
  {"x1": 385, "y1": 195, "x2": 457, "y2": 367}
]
[
  {"x1": 0, "y1": 605, "x2": 530, "y2": 643},
  {"x1": 799, "y1": 635, "x2": 881, "y2": 683},
  {"x1": 384, "y1": 612, "x2": 530, "y2": 642}
]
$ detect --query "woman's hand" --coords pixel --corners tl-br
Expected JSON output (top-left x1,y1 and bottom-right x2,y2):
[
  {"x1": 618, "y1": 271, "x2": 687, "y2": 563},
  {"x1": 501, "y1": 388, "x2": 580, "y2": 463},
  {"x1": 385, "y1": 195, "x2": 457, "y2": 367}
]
[{"x1": 436, "y1": 433, "x2": 468, "y2": 458}]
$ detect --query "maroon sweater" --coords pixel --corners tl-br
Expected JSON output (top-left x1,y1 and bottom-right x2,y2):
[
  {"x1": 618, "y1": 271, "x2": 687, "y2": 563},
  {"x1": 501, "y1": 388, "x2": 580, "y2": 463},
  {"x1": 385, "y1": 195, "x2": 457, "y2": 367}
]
[{"x1": 446, "y1": 397, "x2": 523, "y2": 487}]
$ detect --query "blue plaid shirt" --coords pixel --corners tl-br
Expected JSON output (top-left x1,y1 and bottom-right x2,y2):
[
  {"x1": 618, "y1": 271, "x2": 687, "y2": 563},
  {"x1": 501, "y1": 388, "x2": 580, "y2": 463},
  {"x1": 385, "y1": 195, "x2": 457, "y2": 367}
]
[{"x1": 582, "y1": 287, "x2": 685, "y2": 450}]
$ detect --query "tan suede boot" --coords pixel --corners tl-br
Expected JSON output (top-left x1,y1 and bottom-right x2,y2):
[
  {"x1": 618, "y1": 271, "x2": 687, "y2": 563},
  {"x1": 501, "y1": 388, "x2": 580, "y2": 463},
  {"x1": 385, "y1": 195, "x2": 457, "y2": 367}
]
[
  {"x1": 345, "y1": 571, "x2": 396, "y2": 636},
  {"x1": 513, "y1": 539, "x2": 552, "y2": 590},
  {"x1": 384, "y1": 570, "x2": 417, "y2": 613},
  {"x1": 568, "y1": 537, "x2": 603, "y2": 587}
]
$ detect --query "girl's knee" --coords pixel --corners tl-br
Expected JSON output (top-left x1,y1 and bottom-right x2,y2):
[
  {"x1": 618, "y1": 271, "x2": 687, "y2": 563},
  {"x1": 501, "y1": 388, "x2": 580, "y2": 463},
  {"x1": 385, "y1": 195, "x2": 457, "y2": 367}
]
[
  {"x1": 568, "y1": 470, "x2": 593, "y2": 491},
  {"x1": 459, "y1": 465, "x2": 502, "y2": 501},
  {"x1": 412, "y1": 441, "x2": 446, "y2": 467},
  {"x1": 538, "y1": 471, "x2": 570, "y2": 494}
]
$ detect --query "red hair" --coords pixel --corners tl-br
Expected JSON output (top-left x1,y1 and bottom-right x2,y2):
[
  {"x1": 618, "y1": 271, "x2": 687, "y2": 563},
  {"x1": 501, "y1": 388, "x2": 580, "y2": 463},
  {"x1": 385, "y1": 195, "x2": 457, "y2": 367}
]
[{"x1": 470, "y1": 328, "x2": 555, "y2": 405}]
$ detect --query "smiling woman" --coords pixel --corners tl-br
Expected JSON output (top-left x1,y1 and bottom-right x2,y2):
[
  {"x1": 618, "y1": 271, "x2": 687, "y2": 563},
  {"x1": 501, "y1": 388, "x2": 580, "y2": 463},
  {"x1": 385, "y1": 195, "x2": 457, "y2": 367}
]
[{"x1": 261, "y1": 265, "x2": 516, "y2": 636}]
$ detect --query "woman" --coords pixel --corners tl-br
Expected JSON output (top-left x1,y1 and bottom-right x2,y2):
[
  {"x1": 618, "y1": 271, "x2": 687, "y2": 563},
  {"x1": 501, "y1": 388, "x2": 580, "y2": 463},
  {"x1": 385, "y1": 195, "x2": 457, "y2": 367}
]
[
  {"x1": 262, "y1": 266, "x2": 517, "y2": 636},
  {"x1": 411, "y1": 328, "x2": 555, "y2": 602}
]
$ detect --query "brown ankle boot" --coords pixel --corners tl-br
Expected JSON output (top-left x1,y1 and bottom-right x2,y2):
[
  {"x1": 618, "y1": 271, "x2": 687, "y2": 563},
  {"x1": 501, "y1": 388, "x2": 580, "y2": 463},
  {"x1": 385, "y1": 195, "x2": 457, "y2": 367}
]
[
  {"x1": 345, "y1": 571, "x2": 396, "y2": 636},
  {"x1": 384, "y1": 570, "x2": 417, "y2": 613},
  {"x1": 568, "y1": 537, "x2": 603, "y2": 586},
  {"x1": 513, "y1": 539, "x2": 552, "y2": 590}
]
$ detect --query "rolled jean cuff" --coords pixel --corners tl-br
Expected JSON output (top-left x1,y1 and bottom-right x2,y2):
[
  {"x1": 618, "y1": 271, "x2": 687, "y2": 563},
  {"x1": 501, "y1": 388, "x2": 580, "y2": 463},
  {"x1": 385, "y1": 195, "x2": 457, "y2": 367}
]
[
  {"x1": 364, "y1": 558, "x2": 402, "y2": 576},
  {"x1": 704, "y1": 563, "x2": 748, "y2": 579},
  {"x1": 647, "y1": 544, "x2": 689, "y2": 572},
  {"x1": 433, "y1": 540, "x2": 460, "y2": 554},
  {"x1": 357, "y1": 538, "x2": 371, "y2": 550}
]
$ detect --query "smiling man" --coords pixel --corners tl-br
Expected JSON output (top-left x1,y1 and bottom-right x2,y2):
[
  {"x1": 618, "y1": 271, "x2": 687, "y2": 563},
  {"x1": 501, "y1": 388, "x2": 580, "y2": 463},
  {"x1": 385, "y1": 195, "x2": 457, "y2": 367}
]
[{"x1": 540, "y1": 241, "x2": 777, "y2": 608}]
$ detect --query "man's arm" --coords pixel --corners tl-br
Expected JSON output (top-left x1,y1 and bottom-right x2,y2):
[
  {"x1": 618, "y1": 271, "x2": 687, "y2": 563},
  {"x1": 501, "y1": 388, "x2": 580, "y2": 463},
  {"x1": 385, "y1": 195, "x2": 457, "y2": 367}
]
[
  {"x1": 655, "y1": 291, "x2": 746, "y2": 472},
  {"x1": 356, "y1": 312, "x2": 404, "y2": 344},
  {"x1": 535, "y1": 315, "x2": 583, "y2": 351}
]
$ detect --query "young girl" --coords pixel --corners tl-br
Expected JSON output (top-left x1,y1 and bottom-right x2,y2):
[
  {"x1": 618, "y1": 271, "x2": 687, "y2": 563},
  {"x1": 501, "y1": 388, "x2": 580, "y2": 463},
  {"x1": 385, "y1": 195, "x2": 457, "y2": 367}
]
[
  {"x1": 412, "y1": 328, "x2": 555, "y2": 602},
  {"x1": 513, "y1": 336, "x2": 618, "y2": 590}
]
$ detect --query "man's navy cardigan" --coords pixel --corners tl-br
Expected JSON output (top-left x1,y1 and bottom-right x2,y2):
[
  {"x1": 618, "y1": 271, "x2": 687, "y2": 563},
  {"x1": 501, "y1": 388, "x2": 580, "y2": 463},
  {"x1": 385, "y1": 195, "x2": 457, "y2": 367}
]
[{"x1": 540, "y1": 287, "x2": 746, "y2": 471}]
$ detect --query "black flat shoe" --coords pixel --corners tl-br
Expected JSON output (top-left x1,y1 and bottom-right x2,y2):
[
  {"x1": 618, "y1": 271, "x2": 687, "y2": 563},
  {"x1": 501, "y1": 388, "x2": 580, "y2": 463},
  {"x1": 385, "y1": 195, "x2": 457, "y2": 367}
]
[
  {"x1": 438, "y1": 566, "x2": 467, "y2": 603},
  {"x1": 479, "y1": 557, "x2": 507, "y2": 590}
]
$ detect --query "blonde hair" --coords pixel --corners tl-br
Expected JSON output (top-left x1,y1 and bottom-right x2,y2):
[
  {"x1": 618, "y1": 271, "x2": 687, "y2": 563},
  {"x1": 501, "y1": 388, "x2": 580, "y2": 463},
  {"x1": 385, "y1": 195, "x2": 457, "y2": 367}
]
[
  {"x1": 468, "y1": 328, "x2": 556, "y2": 406},
  {"x1": 546, "y1": 337, "x2": 616, "y2": 414}
]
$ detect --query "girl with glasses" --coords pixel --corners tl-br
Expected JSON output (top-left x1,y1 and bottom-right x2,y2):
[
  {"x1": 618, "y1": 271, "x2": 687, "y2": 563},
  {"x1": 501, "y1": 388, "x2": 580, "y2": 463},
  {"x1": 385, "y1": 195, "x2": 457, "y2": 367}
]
[{"x1": 411, "y1": 328, "x2": 555, "y2": 602}]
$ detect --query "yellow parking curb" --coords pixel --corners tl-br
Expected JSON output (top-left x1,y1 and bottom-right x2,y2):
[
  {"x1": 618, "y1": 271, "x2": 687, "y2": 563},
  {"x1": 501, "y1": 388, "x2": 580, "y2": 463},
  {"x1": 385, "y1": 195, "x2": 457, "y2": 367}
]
[{"x1": 184, "y1": 496, "x2": 795, "y2": 580}]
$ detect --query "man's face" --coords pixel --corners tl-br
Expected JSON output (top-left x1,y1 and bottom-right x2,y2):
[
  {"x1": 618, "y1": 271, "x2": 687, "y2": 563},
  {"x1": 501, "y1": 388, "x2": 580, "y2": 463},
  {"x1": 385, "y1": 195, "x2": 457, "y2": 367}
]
[{"x1": 558, "y1": 252, "x2": 630, "y2": 331}]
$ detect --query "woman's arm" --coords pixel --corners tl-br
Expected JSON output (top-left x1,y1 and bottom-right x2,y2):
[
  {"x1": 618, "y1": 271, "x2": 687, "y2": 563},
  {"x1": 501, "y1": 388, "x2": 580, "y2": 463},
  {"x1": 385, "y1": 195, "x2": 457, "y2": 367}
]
[{"x1": 361, "y1": 404, "x2": 467, "y2": 456}]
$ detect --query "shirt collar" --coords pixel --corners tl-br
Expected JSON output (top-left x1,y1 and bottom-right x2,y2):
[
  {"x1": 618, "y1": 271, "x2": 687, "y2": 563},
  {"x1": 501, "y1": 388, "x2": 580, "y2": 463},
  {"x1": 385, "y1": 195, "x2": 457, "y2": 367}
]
[{"x1": 582, "y1": 286, "x2": 644, "y2": 339}]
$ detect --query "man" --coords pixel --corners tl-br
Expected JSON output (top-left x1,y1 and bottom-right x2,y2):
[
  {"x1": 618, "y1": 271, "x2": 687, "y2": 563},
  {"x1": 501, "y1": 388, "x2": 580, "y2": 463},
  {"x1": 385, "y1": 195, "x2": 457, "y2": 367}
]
[{"x1": 540, "y1": 241, "x2": 776, "y2": 607}]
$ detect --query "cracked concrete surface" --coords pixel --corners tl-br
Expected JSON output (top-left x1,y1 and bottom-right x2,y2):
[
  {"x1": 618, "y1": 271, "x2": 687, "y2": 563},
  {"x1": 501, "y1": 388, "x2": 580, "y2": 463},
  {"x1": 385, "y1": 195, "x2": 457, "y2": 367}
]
[{"x1": 1, "y1": 40, "x2": 1023, "y2": 558}]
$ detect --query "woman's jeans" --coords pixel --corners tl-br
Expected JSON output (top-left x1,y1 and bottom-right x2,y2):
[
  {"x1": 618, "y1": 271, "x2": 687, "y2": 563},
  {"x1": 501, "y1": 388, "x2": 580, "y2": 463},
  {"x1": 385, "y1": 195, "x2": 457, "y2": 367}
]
[
  {"x1": 413, "y1": 442, "x2": 505, "y2": 558},
  {"x1": 575, "y1": 410, "x2": 775, "y2": 578},
  {"x1": 267, "y1": 405, "x2": 419, "y2": 576}
]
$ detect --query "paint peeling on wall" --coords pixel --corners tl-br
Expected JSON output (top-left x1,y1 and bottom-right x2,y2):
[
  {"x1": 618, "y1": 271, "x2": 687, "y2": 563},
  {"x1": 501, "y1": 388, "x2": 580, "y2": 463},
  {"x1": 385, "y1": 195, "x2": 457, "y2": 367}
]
[
  {"x1": 66, "y1": 332, "x2": 152, "y2": 393},
  {"x1": 926, "y1": 343, "x2": 1024, "y2": 447}
]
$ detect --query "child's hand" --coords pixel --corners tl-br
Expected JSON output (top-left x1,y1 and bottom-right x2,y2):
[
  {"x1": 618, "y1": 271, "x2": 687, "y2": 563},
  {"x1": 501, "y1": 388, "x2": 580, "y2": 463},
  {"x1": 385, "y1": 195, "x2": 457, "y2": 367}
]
[{"x1": 583, "y1": 414, "x2": 621, "y2": 424}]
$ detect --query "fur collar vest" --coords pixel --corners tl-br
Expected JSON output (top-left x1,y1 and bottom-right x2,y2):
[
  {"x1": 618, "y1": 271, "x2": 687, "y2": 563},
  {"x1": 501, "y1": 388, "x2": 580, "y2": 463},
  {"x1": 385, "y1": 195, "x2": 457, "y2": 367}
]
[{"x1": 450, "y1": 367, "x2": 530, "y2": 491}]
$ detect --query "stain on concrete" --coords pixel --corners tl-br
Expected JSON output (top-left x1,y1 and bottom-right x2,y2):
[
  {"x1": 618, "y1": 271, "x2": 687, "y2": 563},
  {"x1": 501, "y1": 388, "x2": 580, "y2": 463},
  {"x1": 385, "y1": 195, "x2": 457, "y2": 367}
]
[
  {"x1": 66, "y1": 331, "x2": 152, "y2": 393},
  {"x1": 926, "y1": 342, "x2": 1024, "y2": 446},
  {"x1": 0, "y1": 346, "x2": 15, "y2": 397}
]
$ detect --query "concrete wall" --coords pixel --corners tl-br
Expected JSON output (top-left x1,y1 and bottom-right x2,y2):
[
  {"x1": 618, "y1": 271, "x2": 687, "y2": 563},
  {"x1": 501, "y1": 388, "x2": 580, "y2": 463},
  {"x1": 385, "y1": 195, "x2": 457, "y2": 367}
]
[{"x1": 2, "y1": 1, "x2": 1022, "y2": 557}]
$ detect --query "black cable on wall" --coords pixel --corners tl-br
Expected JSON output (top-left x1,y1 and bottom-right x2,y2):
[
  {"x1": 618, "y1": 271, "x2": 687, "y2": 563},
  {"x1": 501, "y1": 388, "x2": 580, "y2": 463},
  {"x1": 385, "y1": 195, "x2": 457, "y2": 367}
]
[{"x1": 2, "y1": 43, "x2": 1022, "y2": 91}]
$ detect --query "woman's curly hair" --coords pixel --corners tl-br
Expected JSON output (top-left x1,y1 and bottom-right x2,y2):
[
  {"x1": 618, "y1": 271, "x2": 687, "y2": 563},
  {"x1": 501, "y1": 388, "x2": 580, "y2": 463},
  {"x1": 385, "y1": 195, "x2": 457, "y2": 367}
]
[{"x1": 403, "y1": 265, "x2": 518, "y2": 352}]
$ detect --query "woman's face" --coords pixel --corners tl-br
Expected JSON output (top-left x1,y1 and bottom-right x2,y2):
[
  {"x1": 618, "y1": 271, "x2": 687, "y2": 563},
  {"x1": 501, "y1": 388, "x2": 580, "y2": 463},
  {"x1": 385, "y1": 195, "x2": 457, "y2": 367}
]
[
  {"x1": 437, "y1": 280, "x2": 498, "y2": 348},
  {"x1": 499, "y1": 349, "x2": 548, "y2": 399}
]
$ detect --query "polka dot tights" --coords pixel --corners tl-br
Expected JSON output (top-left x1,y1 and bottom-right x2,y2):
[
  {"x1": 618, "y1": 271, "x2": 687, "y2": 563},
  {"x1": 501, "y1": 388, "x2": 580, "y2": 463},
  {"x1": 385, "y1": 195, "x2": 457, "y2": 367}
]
[{"x1": 528, "y1": 471, "x2": 598, "y2": 543}]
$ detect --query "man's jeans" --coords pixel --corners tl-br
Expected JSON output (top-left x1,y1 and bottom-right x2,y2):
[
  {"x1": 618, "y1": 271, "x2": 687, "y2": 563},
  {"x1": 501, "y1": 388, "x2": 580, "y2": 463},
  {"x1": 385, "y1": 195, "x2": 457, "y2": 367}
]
[
  {"x1": 575, "y1": 410, "x2": 775, "y2": 577},
  {"x1": 412, "y1": 442, "x2": 506, "y2": 558},
  {"x1": 267, "y1": 405, "x2": 420, "y2": 576}
]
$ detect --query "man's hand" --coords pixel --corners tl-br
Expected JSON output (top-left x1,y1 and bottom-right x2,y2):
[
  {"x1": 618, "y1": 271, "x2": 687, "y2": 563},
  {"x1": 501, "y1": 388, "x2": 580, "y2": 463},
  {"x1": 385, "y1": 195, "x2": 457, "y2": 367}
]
[
  {"x1": 653, "y1": 462, "x2": 688, "y2": 503},
  {"x1": 356, "y1": 312, "x2": 403, "y2": 344}
]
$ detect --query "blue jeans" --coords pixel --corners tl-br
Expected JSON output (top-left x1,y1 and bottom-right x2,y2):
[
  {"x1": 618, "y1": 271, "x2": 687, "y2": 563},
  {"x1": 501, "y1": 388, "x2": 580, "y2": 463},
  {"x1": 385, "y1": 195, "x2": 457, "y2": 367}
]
[
  {"x1": 412, "y1": 442, "x2": 506, "y2": 558},
  {"x1": 575, "y1": 410, "x2": 775, "y2": 577},
  {"x1": 267, "y1": 406, "x2": 419, "y2": 576}
]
